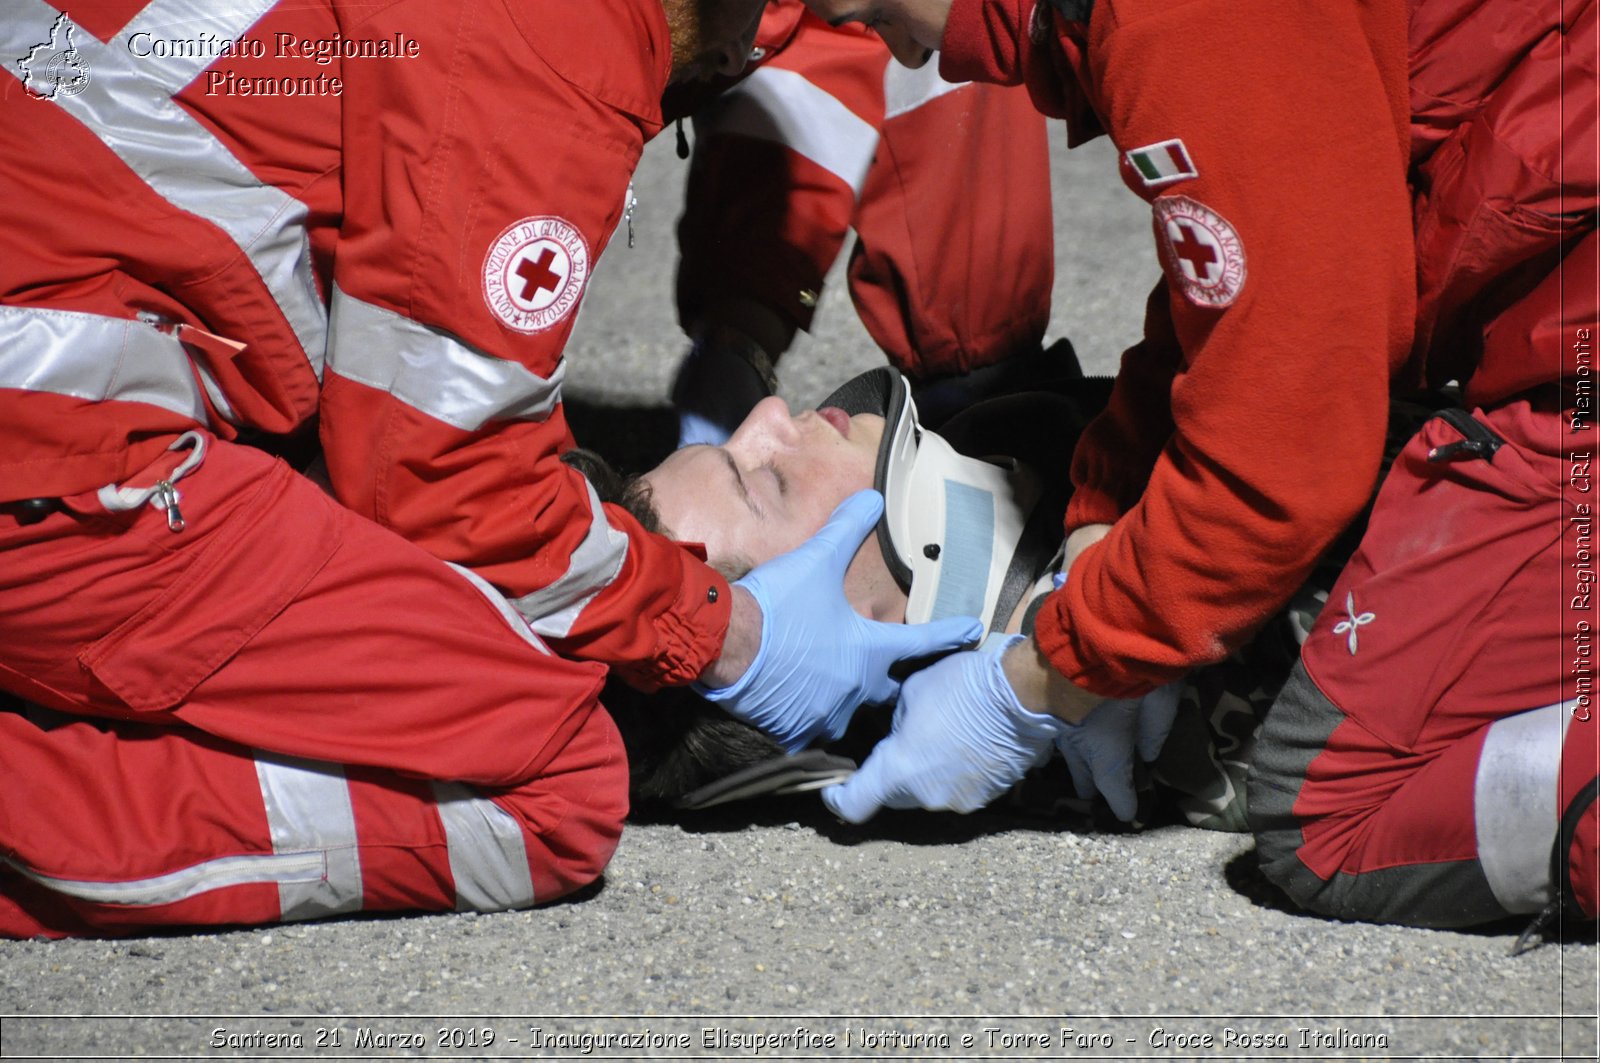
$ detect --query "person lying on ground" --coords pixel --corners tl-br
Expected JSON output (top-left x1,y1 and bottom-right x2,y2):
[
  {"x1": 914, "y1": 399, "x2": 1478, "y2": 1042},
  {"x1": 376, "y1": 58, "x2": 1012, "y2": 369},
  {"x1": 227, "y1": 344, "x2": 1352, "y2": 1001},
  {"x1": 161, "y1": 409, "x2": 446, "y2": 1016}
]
[{"x1": 574, "y1": 365, "x2": 1304, "y2": 831}]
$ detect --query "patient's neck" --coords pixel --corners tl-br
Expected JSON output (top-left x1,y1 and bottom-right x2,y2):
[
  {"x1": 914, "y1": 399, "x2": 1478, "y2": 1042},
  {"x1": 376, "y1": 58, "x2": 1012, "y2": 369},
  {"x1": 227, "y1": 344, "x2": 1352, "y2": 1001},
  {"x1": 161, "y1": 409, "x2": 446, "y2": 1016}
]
[{"x1": 844, "y1": 540, "x2": 908, "y2": 624}]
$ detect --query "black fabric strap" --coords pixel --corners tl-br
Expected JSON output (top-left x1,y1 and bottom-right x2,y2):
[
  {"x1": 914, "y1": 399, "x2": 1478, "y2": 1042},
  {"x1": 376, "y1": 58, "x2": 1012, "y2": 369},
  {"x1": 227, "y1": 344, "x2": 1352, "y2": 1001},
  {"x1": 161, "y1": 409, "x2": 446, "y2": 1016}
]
[
  {"x1": 1518, "y1": 772, "x2": 1600, "y2": 954},
  {"x1": 991, "y1": 508, "x2": 1065, "y2": 637},
  {"x1": 1557, "y1": 774, "x2": 1600, "y2": 917},
  {"x1": 1041, "y1": 0, "x2": 1094, "y2": 23},
  {"x1": 1426, "y1": 408, "x2": 1506, "y2": 463}
]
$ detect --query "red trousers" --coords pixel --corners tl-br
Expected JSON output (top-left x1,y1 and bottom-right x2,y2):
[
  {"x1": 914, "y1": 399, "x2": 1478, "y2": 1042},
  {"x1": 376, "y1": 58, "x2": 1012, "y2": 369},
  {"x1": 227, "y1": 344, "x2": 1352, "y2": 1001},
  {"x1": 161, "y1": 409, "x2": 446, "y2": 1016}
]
[
  {"x1": 1250, "y1": 395, "x2": 1598, "y2": 926},
  {"x1": 0, "y1": 437, "x2": 627, "y2": 938}
]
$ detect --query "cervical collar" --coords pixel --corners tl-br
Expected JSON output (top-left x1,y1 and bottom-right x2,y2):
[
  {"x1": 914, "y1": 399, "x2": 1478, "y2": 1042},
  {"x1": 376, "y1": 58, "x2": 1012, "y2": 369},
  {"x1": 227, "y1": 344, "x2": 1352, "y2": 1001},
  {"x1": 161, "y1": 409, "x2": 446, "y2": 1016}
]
[{"x1": 819, "y1": 368, "x2": 1048, "y2": 636}]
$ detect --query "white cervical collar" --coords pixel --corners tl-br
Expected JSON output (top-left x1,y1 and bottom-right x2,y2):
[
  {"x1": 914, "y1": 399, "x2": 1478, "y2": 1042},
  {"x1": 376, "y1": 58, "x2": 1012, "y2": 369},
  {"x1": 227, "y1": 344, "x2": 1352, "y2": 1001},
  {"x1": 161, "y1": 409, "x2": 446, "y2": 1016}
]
[{"x1": 818, "y1": 368, "x2": 1047, "y2": 636}]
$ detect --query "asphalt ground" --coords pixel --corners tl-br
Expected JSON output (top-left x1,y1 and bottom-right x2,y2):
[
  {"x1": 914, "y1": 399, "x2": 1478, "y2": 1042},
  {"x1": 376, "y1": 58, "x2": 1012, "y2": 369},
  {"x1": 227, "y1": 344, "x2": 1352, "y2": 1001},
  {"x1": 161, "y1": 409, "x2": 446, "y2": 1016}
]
[{"x1": 1, "y1": 125, "x2": 1596, "y2": 1063}]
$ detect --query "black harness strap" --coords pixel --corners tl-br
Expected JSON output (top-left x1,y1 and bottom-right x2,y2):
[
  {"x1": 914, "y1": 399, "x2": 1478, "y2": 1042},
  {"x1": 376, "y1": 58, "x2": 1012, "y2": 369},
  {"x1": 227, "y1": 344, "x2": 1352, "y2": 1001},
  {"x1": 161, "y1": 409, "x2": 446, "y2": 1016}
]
[{"x1": 1041, "y1": 0, "x2": 1094, "y2": 23}]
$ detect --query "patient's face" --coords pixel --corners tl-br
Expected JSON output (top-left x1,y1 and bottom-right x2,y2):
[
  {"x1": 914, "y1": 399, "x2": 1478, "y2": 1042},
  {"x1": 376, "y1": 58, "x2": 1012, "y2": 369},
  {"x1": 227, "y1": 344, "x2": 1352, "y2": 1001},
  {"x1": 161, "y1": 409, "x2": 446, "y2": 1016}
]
[{"x1": 643, "y1": 397, "x2": 885, "y2": 573}]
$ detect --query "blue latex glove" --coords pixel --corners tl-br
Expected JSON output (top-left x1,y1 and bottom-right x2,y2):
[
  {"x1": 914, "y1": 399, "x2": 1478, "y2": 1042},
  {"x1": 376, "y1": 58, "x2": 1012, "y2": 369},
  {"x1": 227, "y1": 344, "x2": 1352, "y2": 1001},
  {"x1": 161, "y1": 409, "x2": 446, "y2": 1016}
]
[
  {"x1": 821, "y1": 635, "x2": 1067, "y2": 822},
  {"x1": 697, "y1": 490, "x2": 982, "y2": 753},
  {"x1": 1054, "y1": 681, "x2": 1181, "y2": 822}
]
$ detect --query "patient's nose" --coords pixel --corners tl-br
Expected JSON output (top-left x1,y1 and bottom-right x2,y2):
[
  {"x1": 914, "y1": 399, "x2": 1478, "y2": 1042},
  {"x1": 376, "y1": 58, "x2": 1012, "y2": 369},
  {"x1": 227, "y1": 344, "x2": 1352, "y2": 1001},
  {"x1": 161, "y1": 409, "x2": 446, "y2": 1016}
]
[{"x1": 728, "y1": 396, "x2": 799, "y2": 456}]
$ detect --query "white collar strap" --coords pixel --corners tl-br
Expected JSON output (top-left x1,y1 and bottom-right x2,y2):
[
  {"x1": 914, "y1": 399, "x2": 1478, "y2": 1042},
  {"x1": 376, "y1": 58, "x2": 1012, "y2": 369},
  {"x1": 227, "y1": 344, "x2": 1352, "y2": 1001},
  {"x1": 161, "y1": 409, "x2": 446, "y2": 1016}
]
[{"x1": 819, "y1": 368, "x2": 1044, "y2": 635}]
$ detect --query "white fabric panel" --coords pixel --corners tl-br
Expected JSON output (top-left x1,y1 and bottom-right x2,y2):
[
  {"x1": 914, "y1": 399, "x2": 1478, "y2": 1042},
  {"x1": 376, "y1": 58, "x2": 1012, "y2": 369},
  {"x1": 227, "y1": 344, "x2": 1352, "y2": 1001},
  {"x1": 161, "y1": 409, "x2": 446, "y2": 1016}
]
[
  {"x1": 696, "y1": 65, "x2": 879, "y2": 196},
  {"x1": 1474, "y1": 702, "x2": 1571, "y2": 913},
  {"x1": 882, "y1": 53, "x2": 966, "y2": 120},
  {"x1": 0, "y1": 852, "x2": 327, "y2": 906},
  {"x1": 508, "y1": 477, "x2": 629, "y2": 641},
  {"x1": 0, "y1": 304, "x2": 209, "y2": 423}
]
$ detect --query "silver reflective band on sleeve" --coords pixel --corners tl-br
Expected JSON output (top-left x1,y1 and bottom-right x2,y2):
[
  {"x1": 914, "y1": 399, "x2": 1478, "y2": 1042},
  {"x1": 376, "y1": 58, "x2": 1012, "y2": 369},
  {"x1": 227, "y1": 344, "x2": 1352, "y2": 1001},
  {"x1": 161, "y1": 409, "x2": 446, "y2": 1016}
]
[
  {"x1": 446, "y1": 563, "x2": 554, "y2": 656},
  {"x1": 1474, "y1": 702, "x2": 1570, "y2": 914},
  {"x1": 0, "y1": 304, "x2": 209, "y2": 424},
  {"x1": 255, "y1": 753, "x2": 364, "y2": 921},
  {"x1": 431, "y1": 783, "x2": 536, "y2": 912},
  {"x1": 328, "y1": 286, "x2": 565, "y2": 432},
  {"x1": 512, "y1": 477, "x2": 629, "y2": 641},
  {"x1": 882, "y1": 55, "x2": 966, "y2": 120},
  {"x1": 694, "y1": 66, "x2": 878, "y2": 197},
  {"x1": 0, "y1": 0, "x2": 328, "y2": 378}
]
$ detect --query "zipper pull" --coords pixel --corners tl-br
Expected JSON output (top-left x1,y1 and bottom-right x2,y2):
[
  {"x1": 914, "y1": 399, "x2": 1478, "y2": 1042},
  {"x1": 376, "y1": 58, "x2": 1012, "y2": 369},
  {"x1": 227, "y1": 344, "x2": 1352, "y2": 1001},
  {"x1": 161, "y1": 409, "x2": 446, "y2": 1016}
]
[{"x1": 153, "y1": 480, "x2": 186, "y2": 532}]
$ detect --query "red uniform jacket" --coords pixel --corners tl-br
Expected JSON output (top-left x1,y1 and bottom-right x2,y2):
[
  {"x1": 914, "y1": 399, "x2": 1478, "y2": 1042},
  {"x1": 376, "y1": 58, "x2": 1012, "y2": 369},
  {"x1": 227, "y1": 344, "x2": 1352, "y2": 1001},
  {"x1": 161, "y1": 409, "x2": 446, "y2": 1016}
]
[
  {"x1": 670, "y1": 0, "x2": 1055, "y2": 379},
  {"x1": 0, "y1": 0, "x2": 730, "y2": 689},
  {"x1": 943, "y1": 0, "x2": 1595, "y2": 696}
]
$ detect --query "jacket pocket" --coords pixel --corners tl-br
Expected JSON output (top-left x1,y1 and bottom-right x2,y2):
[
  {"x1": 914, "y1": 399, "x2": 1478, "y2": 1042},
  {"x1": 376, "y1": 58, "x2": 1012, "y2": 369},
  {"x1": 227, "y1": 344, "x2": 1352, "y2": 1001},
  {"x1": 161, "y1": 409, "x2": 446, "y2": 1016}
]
[{"x1": 78, "y1": 461, "x2": 341, "y2": 712}]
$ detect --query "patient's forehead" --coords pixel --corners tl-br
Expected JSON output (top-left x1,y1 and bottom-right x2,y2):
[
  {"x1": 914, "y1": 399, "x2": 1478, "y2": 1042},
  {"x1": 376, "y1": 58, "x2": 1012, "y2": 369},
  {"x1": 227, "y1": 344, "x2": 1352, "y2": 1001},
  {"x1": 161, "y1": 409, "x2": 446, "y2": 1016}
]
[{"x1": 642, "y1": 411, "x2": 883, "y2": 570}]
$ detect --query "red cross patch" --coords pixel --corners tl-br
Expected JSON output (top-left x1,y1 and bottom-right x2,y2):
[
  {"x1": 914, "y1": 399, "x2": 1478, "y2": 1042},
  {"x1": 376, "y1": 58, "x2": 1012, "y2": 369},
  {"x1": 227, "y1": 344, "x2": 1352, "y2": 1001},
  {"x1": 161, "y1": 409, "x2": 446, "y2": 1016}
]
[
  {"x1": 1153, "y1": 195, "x2": 1245, "y2": 309},
  {"x1": 483, "y1": 216, "x2": 590, "y2": 333}
]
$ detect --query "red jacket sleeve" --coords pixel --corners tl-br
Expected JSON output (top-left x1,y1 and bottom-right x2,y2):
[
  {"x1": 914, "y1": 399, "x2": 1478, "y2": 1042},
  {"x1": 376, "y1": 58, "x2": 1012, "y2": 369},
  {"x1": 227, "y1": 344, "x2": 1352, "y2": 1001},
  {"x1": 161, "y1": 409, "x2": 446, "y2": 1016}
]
[
  {"x1": 847, "y1": 66, "x2": 1055, "y2": 378},
  {"x1": 676, "y1": 9, "x2": 887, "y2": 339},
  {"x1": 319, "y1": 0, "x2": 730, "y2": 689},
  {"x1": 956, "y1": 0, "x2": 1417, "y2": 696},
  {"x1": 1063, "y1": 282, "x2": 1182, "y2": 528},
  {"x1": 679, "y1": 3, "x2": 1055, "y2": 378}
]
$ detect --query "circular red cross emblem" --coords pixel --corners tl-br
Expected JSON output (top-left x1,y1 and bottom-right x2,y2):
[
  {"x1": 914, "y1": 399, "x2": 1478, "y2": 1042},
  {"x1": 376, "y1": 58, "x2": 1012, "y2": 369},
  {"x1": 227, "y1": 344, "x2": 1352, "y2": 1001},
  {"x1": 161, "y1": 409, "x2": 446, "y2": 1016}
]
[
  {"x1": 483, "y1": 216, "x2": 590, "y2": 333},
  {"x1": 1154, "y1": 195, "x2": 1246, "y2": 308}
]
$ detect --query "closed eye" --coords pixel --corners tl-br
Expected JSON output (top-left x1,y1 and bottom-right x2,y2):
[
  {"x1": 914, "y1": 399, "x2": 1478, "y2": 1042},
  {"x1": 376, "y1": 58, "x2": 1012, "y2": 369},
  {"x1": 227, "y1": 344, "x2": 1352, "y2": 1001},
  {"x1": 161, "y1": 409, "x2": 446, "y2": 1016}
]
[{"x1": 712, "y1": 447, "x2": 762, "y2": 518}]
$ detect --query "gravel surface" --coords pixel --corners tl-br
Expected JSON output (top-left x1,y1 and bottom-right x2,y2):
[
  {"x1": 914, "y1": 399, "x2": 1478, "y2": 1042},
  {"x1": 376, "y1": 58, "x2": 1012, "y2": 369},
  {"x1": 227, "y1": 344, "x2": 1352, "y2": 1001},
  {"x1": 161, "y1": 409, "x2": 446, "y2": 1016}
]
[{"x1": 2, "y1": 124, "x2": 1594, "y2": 1062}]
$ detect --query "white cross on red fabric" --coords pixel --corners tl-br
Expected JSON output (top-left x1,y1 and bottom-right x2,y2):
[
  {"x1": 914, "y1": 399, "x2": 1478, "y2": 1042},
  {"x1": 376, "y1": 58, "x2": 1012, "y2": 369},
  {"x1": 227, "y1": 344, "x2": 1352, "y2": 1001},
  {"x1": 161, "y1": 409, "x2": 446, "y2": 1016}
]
[{"x1": 1169, "y1": 221, "x2": 1218, "y2": 282}]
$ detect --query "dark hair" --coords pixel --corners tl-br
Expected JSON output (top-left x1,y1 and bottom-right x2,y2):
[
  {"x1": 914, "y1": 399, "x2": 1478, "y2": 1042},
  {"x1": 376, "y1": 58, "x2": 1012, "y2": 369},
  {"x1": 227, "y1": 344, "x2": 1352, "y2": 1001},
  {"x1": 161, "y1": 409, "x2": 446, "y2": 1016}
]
[
  {"x1": 562, "y1": 445, "x2": 776, "y2": 808},
  {"x1": 561, "y1": 446, "x2": 756, "y2": 581},
  {"x1": 561, "y1": 447, "x2": 664, "y2": 535}
]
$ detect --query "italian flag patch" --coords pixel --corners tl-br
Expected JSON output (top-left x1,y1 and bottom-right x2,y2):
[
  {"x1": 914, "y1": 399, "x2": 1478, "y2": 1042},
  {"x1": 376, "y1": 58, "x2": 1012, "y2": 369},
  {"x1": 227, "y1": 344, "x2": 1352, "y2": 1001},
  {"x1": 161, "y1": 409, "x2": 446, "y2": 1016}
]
[{"x1": 1126, "y1": 139, "x2": 1198, "y2": 189}]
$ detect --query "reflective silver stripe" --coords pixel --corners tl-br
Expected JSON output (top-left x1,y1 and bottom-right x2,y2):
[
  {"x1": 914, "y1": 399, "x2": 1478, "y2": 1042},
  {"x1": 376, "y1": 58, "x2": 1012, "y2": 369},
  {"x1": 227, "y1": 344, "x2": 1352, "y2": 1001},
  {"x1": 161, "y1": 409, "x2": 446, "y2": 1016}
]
[
  {"x1": 882, "y1": 55, "x2": 966, "y2": 120},
  {"x1": 445, "y1": 562, "x2": 554, "y2": 655},
  {"x1": 0, "y1": 304, "x2": 208, "y2": 423},
  {"x1": 695, "y1": 66, "x2": 878, "y2": 196},
  {"x1": 1474, "y1": 702, "x2": 1570, "y2": 914},
  {"x1": 327, "y1": 286, "x2": 565, "y2": 432},
  {"x1": 255, "y1": 753, "x2": 364, "y2": 921},
  {"x1": 0, "y1": 0, "x2": 327, "y2": 377},
  {"x1": 431, "y1": 783, "x2": 536, "y2": 912},
  {"x1": 512, "y1": 476, "x2": 629, "y2": 640},
  {"x1": 0, "y1": 852, "x2": 326, "y2": 906},
  {"x1": 117, "y1": 0, "x2": 277, "y2": 93}
]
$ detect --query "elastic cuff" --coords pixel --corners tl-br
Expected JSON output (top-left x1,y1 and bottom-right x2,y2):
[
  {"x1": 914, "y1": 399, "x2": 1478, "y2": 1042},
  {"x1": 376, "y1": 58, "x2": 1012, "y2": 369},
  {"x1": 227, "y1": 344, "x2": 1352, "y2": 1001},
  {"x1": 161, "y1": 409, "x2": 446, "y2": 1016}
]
[
  {"x1": 1064, "y1": 483, "x2": 1125, "y2": 531},
  {"x1": 1031, "y1": 586, "x2": 1165, "y2": 700}
]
